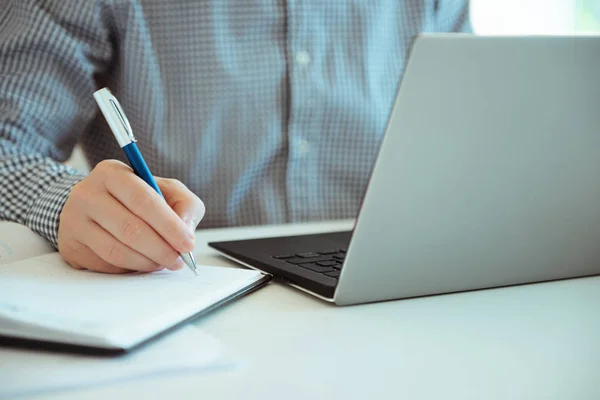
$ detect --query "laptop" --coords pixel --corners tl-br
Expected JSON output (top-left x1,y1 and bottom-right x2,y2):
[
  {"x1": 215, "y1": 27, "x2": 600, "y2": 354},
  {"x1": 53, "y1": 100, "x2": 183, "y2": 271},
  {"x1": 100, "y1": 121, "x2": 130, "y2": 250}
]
[{"x1": 209, "y1": 34, "x2": 600, "y2": 306}]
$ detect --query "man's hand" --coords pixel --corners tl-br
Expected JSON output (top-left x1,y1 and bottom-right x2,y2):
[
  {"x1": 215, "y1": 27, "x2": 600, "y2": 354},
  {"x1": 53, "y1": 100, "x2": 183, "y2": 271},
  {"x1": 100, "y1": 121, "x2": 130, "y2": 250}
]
[{"x1": 58, "y1": 160, "x2": 205, "y2": 273}]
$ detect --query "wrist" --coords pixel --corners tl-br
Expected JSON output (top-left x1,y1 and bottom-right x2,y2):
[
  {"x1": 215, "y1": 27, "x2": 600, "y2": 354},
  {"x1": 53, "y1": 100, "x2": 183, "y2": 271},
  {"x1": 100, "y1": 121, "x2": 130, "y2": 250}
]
[{"x1": 25, "y1": 171, "x2": 86, "y2": 249}]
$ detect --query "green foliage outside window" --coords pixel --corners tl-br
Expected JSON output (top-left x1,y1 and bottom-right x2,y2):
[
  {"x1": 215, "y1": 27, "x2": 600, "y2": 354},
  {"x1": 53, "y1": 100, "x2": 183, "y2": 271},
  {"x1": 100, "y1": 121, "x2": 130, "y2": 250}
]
[{"x1": 577, "y1": 0, "x2": 600, "y2": 32}]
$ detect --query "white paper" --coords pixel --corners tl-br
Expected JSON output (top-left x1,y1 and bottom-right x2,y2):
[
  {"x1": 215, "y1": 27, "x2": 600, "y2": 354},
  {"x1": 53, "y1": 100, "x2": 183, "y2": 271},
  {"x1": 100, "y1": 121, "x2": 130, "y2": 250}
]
[
  {"x1": 0, "y1": 325, "x2": 234, "y2": 399},
  {"x1": 0, "y1": 222, "x2": 54, "y2": 265},
  {"x1": 0, "y1": 252, "x2": 266, "y2": 349}
]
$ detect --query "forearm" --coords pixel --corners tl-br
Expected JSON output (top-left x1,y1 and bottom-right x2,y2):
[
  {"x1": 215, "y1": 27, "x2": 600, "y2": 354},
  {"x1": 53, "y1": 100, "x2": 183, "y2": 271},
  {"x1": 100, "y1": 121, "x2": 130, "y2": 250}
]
[
  {"x1": 0, "y1": 0, "x2": 115, "y2": 247},
  {"x1": 0, "y1": 144, "x2": 86, "y2": 248}
]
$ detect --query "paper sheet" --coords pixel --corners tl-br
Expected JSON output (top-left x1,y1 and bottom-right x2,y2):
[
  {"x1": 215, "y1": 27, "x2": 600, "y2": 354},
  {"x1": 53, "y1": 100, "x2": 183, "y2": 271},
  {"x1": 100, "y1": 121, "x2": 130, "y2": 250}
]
[
  {"x1": 0, "y1": 222, "x2": 54, "y2": 265},
  {"x1": 0, "y1": 325, "x2": 235, "y2": 399}
]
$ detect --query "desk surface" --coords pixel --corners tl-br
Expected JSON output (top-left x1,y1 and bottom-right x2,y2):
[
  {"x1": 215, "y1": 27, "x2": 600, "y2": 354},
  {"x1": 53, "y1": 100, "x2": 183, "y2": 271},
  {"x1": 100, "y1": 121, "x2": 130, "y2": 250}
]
[{"x1": 12, "y1": 219, "x2": 600, "y2": 399}]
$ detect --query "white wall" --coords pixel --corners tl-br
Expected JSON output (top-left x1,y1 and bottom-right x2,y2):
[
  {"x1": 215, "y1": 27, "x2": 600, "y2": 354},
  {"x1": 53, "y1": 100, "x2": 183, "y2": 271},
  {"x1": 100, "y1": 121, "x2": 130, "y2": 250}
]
[{"x1": 65, "y1": 146, "x2": 89, "y2": 172}]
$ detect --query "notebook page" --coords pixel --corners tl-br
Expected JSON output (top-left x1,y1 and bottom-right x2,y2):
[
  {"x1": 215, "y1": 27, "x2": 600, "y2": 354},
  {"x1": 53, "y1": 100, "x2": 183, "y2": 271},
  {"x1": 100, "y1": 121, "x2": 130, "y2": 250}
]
[{"x1": 0, "y1": 252, "x2": 266, "y2": 348}]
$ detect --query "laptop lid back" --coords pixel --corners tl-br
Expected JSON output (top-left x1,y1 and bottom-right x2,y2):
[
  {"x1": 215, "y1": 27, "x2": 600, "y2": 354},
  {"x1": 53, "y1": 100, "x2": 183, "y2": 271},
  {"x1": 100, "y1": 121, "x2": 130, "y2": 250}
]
[{"x1": 334, "y1": 34, "x2": 600, "y2": 305}]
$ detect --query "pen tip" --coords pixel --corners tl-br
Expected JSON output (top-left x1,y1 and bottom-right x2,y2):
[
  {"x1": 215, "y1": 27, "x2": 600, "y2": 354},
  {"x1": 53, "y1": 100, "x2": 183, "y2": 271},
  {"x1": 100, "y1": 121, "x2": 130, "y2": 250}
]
[{"x1": 180, "y1": 252, "x2": 198, "y2": 275}]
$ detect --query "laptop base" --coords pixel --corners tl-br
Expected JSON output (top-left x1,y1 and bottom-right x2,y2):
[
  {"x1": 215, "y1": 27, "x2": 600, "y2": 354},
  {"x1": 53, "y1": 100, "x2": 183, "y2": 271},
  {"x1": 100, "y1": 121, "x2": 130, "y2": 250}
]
[{"x1": 209, "y1": 231, "x2": 352, "y2": 299}]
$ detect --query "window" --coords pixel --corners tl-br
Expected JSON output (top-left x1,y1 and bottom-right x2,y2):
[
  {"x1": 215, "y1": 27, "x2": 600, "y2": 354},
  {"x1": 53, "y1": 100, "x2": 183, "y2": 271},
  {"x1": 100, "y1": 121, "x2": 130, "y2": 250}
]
[
  {"x1": 471, "y1": 0, "x2": 600, "y2": 34},
  {"x1": 577, "y1": 0, "x2": 600, "y2": 32}
]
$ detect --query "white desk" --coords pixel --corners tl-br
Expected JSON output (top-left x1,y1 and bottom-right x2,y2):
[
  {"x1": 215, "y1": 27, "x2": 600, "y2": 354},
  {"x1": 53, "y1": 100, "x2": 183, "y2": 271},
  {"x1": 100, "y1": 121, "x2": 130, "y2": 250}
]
[{"x1": 9, "y1": 220, "x2": 600, "y2": 400}]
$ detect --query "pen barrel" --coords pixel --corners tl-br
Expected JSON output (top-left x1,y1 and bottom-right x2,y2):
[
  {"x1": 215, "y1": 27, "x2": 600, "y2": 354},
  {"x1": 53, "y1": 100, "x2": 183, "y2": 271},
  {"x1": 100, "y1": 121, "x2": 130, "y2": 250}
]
[{"x1": 122, "y1": 143, "x2": 163, "y2": 197}]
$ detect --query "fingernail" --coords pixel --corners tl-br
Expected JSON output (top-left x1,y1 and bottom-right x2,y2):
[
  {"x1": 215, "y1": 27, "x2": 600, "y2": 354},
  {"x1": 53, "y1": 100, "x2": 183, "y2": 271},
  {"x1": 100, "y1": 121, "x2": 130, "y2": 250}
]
[
  {"x1": 181, "y1": 232, "x2": 195, "y2": 252},
  {"x1": 169, "y1": 258, "x2": 185, "y2": 271},
  {"x1": 185, "y1": 218, "x2": 197, "y2": 233}
]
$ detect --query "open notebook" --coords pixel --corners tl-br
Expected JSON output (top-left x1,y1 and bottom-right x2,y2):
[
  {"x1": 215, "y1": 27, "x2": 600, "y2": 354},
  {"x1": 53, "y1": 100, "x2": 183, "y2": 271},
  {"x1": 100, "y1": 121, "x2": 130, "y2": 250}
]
[{"x1": 0, "y1": 227, "x2": 270, "y2": 354}]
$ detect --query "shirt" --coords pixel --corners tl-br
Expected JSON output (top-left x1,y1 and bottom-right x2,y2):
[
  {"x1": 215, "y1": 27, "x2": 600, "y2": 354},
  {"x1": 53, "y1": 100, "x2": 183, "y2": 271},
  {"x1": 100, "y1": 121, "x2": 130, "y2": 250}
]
[{"x1": 0, "y1": 0, "x2": 471, "y2": 248}]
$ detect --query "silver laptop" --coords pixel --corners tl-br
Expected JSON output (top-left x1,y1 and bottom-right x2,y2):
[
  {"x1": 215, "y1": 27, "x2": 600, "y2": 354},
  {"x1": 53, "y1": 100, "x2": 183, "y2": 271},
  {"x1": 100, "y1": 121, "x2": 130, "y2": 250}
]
[{"x1": 210, "y1": 34, "x2": 600, "y2": 306}]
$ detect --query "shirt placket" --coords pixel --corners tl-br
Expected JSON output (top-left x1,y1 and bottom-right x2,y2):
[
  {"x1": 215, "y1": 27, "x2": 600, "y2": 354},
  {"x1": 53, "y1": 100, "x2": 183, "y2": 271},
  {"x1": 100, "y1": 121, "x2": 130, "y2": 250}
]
[{"x1": 285, "y1": 0, "x2": 319, "y2": 222}]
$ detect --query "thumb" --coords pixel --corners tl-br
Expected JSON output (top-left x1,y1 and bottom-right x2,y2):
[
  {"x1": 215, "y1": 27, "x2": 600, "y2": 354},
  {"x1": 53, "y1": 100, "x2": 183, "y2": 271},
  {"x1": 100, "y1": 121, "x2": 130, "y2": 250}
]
[{"x1": 156, "y1": 177, "x2": 206, "y2": 232}]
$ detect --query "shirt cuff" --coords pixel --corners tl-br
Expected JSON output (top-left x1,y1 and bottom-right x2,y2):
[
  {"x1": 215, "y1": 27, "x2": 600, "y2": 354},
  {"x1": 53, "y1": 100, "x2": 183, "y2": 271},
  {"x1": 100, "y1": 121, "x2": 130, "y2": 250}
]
[{"x1": 25, "y1": 172, "x2": 85, "y2": 249}]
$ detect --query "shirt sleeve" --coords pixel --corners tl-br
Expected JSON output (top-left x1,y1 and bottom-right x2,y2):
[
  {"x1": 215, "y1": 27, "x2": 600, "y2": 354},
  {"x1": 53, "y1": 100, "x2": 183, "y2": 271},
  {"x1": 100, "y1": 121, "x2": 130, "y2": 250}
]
[
  {"x1": 0, "y1": 0, "x2": 115, "y2": 248},
  {"x1": 435, "y1": 0, "x2": 473, "y2": 33}
]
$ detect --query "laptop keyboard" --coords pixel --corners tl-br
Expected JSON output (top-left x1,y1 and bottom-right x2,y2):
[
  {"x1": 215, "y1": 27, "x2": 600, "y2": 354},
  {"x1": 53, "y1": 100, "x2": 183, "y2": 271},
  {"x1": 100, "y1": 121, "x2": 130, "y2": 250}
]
[{"x1": 272, "y1": 249, "x2": 346, "y2": 279}]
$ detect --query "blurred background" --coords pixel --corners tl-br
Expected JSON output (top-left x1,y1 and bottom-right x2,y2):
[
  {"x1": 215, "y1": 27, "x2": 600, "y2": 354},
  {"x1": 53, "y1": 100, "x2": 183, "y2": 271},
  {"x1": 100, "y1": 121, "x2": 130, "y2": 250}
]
[
  {"x1": 66, "y1": 0, "x2": 600, "y2": 171},
  {"x1": 472, "y1": 0, "x2": 600, "y2": 34}
]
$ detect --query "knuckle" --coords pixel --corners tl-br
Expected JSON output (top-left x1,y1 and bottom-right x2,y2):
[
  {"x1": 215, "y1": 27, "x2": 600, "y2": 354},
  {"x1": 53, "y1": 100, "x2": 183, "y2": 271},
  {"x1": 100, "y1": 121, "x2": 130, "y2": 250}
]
[
  {"x1": 165, "y1": 178, "x2": 186, "y2": 191},
  {"x1": 131, "y1": 190, "x2": 155, "y2": 210},
  {"x1": 161, "y1": 177, "x2": 192, "y2": 197},
  {"x1": 94, "y1": 160, "x2": 125, "y2": 181},
  {"x1": 96, "y1": 159, "x2": 121, "y2": 172},
  {"x1": 121, "y1": 219, "x2": 143, "y2": 244},
  {"x1": 168, "y1": 178, "x2": 185, "y2": 188},
  {"x1": 105, "y1": 241, "x2": 126, "y2": 267}
]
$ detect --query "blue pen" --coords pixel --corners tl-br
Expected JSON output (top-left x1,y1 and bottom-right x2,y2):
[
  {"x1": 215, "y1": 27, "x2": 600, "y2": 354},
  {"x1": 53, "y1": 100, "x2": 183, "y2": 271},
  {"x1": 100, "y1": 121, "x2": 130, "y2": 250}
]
[{"x1": 93, "y1": 87, "x2": 198, "y2": 275}]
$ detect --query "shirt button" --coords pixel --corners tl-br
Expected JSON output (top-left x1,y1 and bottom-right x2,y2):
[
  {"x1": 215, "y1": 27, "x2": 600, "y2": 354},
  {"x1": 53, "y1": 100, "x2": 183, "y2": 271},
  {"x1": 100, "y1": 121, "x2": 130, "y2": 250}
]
[
  {"x1": 295, "y1": 51, "x2": 311, "y2": 66},
  {"x1": 297, "y1": 139, "x2": 310, "y2": 156}
]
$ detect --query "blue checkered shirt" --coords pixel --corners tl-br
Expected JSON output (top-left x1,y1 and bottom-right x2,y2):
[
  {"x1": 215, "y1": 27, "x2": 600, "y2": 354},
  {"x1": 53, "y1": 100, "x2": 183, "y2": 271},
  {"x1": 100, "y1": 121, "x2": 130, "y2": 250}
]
[{"x1": 0, "y1": 0, "x2": 471, "y2": 248}]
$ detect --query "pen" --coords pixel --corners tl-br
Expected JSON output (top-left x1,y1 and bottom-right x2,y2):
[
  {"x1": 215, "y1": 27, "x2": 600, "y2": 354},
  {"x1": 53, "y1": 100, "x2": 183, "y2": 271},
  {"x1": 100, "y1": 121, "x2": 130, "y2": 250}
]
[{"x1": 93, "y1": 87, "x2": 198, "y2": 276}]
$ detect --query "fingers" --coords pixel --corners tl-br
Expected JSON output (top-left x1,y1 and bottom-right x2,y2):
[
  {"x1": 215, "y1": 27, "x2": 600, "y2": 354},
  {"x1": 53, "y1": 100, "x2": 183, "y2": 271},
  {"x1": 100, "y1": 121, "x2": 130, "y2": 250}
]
[
  {"x1": 57, "y1": 159, "x2": 201, "y2": 274},
  {"x1": 85, "y1": 193, "x2": 182, "y2": 269},
  {"x1": 103, "y1": 168, "x2": 196, "y2": 253},
  {"x1": 60, "y1": 239, "x2": 131, "y2": 274},
  {"x1": 80, "y1": 218, "x2": 164, "y2": 272},
  {"x1": 157, "y1": 177, "x2": 206, "y2": 232}
]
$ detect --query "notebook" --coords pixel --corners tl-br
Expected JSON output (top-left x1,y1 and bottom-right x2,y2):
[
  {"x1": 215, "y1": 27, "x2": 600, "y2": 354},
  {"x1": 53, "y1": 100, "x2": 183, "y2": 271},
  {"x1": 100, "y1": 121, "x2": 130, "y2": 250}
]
[
  {"x1": 0, "y1": 324, "x2": 235, "y2": 398},
  {"x1": 0, "y1": 232, "x2": 270, "y2": 354}
]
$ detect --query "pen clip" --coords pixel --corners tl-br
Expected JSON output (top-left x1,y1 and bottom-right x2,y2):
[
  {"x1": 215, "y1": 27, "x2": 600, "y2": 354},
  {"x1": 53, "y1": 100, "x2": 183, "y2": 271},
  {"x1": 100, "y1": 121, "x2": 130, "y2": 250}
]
[{"x1": 109, "y1": 98, "x2": 136, "y2": 143}]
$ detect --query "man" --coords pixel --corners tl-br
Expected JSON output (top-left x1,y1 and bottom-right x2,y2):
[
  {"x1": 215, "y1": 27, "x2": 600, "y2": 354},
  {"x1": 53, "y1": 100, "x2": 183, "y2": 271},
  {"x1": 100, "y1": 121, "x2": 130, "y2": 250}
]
[{"x1": 0, "y1": 0, "x2": 471, "y2": 274}]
